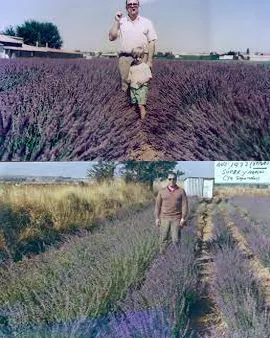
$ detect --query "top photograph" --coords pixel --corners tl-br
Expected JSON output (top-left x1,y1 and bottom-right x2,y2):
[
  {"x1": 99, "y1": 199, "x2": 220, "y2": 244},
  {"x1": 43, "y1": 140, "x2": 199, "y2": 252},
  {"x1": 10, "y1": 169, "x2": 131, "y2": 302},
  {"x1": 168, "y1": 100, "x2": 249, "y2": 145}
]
[{"x1": 0, "y1": 0, "x2": 269, "y2": 161}]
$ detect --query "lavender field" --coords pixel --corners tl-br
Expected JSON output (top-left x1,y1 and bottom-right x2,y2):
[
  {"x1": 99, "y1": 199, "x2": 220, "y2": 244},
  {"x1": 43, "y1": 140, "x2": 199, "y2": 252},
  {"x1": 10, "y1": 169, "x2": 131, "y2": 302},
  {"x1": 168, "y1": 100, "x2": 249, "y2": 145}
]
[
  {"x1": 1, "y1": 193, "x2": 270, "y2": 337},
  {"x1": 0, "y1": 59, "x2": 270, "y2": 160}
]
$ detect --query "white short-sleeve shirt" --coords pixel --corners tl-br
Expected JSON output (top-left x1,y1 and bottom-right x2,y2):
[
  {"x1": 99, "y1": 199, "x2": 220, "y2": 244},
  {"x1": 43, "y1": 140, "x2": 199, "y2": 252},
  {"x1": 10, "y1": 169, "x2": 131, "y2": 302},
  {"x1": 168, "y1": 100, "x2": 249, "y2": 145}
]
[
  {"x1": 118, "y1": 15, "x2": 157, "y2": 53},
  {"x1": 128, "y1": 62, "x2": 152, "y2": 89}
]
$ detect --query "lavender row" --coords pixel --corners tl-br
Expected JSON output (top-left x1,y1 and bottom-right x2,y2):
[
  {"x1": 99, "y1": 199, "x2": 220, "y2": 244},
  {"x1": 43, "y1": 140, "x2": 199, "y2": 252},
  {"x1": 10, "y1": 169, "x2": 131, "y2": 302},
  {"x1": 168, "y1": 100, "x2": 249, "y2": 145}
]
[
  {"x1": 0, "y1": 206, "x2": 160, "y2": 333},
  {"x1": 228, "y1": 206, "x2": 270, "y2": 269},
  {"x1": 12, "y1": 229, "x2": 198, "y2": 338},
  {"x1": 230, "y1": 196, "x2": 270, "y2": 224},
  {"x1": 1, "y1": 59, "x2": 270, "y2": 160},
  {"x1": 209, "y1": 207, "x2": 270, "y2": 338},
  {"x1": 0, "y1": 200, "x2": 199, "y2": 337},
  {"x1": 106, "y1": 225, "x2": 198, "y2": 337}
]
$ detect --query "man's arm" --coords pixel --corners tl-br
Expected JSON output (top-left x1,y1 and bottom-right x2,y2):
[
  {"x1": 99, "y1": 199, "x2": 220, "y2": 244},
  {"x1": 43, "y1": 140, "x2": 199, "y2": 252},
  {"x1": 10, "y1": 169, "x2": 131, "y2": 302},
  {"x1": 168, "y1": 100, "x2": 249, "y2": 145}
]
[
  {"x1": 109, "y1": 12, "x2": 122, "y2": 41},
  {"x1": 109, "y1": 21, "x2": 120, "y2": 41},
  {"x1": 146, "y1": 40, "x2": 156, "y2": 68},
  {"x1": 155, "y1": 191, "x2": 162, "y2": 225},
  {"x1": 181, "y1": 190, "x2": 188, "y2": 222},
  {"x1": 146, "y1": 20, "x2": 157, "y2": 67}
]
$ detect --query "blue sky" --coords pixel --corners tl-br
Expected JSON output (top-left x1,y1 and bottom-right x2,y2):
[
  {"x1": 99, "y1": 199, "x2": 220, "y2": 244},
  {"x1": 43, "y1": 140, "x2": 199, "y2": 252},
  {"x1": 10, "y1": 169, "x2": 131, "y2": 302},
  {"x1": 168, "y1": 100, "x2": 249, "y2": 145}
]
[
  {"x1": 1, "y1": 0, "x2": 269, "y2": 53},
  {"x1": 0, "y1": 162, "x2": 214, "y2": 179}
]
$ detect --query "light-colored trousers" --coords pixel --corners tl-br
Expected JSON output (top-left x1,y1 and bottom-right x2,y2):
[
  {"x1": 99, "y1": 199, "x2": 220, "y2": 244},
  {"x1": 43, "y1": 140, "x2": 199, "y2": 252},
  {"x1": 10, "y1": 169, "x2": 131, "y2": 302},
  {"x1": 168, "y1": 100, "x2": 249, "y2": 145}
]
[
  {"x1": 118, "y1": 54, "x2": 148, "y2": 92},
  {"x1": 159, "y1": 218, "x2": 181, "y2": 253}
]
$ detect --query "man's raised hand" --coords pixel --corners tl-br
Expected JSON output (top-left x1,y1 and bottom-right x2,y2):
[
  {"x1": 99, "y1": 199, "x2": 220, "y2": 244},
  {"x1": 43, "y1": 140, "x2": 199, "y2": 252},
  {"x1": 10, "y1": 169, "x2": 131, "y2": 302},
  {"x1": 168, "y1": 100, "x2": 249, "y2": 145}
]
[{"x1": 115, "y1": 11, "x2": 123, "y2": 22}]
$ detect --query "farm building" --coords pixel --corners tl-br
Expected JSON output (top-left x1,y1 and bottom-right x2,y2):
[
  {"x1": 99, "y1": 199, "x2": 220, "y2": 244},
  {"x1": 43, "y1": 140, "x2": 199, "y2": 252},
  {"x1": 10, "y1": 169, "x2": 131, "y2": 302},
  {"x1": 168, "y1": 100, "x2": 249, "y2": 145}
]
[
  {"x1": 0, "y1": 34, "x2": 83, "y2": 59},
  {"x1": 219, "y1": 55, "x2": 234, "y2": 60},
  {"x1": 184, "y1": 177, "x2": 214, "y2": 199},
  {"x1": 249, "y1": 53, "x2": 270, "y2": 62},
  {"x1": 101, "y1": 52, "x2": 118, "y2": 58}
]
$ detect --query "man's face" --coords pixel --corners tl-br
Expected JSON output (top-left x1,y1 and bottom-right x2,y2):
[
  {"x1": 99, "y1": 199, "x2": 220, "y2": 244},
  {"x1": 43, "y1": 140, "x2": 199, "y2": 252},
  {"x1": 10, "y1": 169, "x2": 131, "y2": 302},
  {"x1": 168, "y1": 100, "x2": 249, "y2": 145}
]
[
  {"x1": 126, "y1": 0, "x2": 139, "y2": 17},
  {"x1": 168, "y1": 175, "x2": 177, "y2": 187}
]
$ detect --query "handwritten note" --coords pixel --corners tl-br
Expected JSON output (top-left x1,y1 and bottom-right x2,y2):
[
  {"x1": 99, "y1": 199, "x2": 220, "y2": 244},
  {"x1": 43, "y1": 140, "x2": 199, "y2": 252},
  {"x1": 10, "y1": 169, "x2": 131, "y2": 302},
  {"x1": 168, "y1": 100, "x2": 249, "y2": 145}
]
[{"x1": 214, "y1": 161, "x2": 270, "y2": 184}]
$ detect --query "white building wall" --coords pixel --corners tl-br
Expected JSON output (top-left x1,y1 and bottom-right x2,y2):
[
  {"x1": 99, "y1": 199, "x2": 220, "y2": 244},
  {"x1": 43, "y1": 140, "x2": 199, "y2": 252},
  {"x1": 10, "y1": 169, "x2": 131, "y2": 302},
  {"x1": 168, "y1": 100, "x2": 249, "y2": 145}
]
[
  {"x1": 219, "y1": 55, "x2": 234, "y2": 60},
  {"x1": 249, "y1": 55, "x2": 270, "y2": 61},
  {"x1": 184, "y1": 178, "x2": 203, "y2": 197},
  {"x1": 184, "y1": 177, "x2": 214, "y2": 198},
  {"x1": 203, "y1": 179, "x2": 214, "y2": 199},
  {"x1": 0, "y1": 45, "x2": 5, "y2": 58}
]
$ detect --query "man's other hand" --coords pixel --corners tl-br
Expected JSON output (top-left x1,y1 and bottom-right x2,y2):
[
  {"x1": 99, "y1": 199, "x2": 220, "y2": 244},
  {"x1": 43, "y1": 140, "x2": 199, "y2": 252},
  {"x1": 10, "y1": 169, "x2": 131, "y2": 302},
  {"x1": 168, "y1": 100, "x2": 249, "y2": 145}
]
[
  {"x1": 155, "y1": 219, "x2": 160, "y2": 227},
  {"x1": 179, "y1": 218, "x2": 185, "y2": 228}
]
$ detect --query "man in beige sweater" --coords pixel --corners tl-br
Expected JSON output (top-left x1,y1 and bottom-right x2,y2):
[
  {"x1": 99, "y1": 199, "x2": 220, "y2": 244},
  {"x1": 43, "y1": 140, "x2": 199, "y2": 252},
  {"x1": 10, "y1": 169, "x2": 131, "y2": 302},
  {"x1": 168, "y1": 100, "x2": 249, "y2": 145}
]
[{"x1": 155, "y1": 171, "x2": 188, "y2": 253}]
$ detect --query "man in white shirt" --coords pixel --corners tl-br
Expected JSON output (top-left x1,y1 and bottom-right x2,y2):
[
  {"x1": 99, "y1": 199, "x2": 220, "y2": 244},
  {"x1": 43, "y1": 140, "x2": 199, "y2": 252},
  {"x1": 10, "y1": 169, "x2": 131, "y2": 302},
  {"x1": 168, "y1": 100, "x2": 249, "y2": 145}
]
[{"x1": 109, "y1": 0, "x2": 157, "y2": 92}]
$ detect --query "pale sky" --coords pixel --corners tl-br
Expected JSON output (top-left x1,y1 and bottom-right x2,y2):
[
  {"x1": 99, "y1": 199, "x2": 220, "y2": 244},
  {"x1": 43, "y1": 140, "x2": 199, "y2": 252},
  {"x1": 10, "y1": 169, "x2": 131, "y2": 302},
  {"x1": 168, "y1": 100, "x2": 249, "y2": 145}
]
[
  {"x1": 0, "y1": 162, "x2": 214, "y2": 179},
  {"x1": 1, "y1": 0, "x2": 269, "y2": 53}
]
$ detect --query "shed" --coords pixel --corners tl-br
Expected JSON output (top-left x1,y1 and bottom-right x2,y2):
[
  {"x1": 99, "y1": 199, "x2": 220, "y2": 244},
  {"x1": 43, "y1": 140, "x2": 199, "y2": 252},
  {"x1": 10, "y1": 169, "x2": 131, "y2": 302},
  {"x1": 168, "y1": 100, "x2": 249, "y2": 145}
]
[{"x1": 184, "y1": 177, "x2": 214, "y2": 199}]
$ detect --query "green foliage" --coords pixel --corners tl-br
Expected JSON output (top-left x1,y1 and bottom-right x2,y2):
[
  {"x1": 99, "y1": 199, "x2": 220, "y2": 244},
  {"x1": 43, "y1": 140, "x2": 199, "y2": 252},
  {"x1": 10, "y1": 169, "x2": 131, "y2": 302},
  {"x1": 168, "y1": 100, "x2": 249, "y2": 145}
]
[
  {"x1": 164, "y1": 51, "x2": 175, "y2": 59},
  {"x1": 87, "y1": 162, "x2": 117, "y2": 182},
  {"x1": 120, "y1": 161, "x2": 183, "y2": 190},
  {"x1": 1, "y1": 26, "x2": 16, "y2": 36},
  {"x1": 11, "y1": 20, "x2": 63, "y2": 49}
]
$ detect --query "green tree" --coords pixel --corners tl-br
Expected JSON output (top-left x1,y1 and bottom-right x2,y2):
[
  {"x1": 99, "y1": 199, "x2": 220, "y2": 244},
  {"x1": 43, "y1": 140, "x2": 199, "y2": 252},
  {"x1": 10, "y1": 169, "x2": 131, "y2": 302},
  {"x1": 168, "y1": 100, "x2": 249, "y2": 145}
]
[
  {"x1": 1, "y1": 26, "x2": 16, "y2": 36},
  {"x1": 164, "y1": 51, "x2": 175, "y2": 59},
  {"x1": 155, "y1": 51, "x2": 164, "y2": 58},
  {"x1": 120, "y1": 161, "x2": 183, "y2": 191},
  {"x1": 87, "y1": 162, "x2": 117, "y2": 183},
  {"x1": 15, "y1": 20, "x2": 63, "y2": 48}
]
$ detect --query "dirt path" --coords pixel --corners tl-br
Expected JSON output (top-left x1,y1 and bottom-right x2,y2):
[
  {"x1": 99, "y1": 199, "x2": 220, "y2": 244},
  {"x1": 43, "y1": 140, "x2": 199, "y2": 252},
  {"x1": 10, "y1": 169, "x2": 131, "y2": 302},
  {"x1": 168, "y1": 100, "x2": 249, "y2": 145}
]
[
  {"x1": 127, "y1": 124, "x2": 161, "y2": 160},
  {"x1": 189, "y1": 200, "x2": 228, "y2": 338}
]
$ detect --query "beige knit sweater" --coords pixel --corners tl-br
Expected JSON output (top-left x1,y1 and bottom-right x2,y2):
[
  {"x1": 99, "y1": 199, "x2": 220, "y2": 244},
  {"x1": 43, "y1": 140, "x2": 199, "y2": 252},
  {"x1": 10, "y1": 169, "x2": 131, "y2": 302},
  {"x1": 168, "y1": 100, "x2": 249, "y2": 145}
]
[{"x1": 155, "y1": 186, "x2": 188, "y2": 220}]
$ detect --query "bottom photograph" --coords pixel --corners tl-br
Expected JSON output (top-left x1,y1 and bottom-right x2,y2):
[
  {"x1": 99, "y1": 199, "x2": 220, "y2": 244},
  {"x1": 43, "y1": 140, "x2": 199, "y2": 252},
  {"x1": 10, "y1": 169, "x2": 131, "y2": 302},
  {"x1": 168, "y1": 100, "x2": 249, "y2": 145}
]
[{"x1": 0, "y1": 161, "x2": 270, "y2": 338}]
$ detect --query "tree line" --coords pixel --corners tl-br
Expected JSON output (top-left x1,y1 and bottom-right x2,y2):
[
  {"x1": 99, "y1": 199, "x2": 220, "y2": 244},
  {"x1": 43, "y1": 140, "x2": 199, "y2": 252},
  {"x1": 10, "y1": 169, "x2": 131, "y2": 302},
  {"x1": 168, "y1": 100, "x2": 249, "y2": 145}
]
[
  {"x1": 87, "y1": 161, "x2": 184, "y2": 190},
  {"x1": 1, "y1": 20, "x2": 63, "y2": 49}
]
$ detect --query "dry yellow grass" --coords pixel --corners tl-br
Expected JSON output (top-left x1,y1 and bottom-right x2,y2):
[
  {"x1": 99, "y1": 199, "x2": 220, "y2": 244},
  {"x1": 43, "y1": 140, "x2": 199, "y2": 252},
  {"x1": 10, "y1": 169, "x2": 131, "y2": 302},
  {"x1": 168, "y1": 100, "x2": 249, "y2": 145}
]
[
  {"x1": 0, "y1": 180, "x2": 154, "y2": 258},
  {"x1": 215, "y1": 185, "x2": 270, "y2": 197}
]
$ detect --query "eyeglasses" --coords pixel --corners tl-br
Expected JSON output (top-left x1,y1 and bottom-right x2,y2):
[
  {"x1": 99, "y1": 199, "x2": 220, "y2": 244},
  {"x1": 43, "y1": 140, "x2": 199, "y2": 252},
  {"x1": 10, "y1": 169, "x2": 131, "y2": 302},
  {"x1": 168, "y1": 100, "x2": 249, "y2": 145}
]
[
  {"x1": 127, "y1": 3, "x2": 139, "y2": 7},
  {"x1": 168, "y1": 178, "x2": 176, "y2": 181}
]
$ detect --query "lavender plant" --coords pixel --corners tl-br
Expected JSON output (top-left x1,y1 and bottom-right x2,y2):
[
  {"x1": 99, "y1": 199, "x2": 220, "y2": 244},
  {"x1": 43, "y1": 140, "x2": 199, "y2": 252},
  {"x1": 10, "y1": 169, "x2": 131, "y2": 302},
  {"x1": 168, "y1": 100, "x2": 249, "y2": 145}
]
[
  {"x1": 0, "y1": 206, "x2": 160, "y2": 335},
  {"x1": 228, "y1": 206, "x2": 270, "y2": 269},
  {"x1": 0, "y1": 199, "x2": 199, "y2": 337},
  {"x1": 0, "y1": 59, "x2": 270, "y2": 160},
  {"x1": 209, "y1": 207, "x2": 270, "y2": 338},
  {"x1": 230, "y1": 196, "x2": 270, "y2": 224}
]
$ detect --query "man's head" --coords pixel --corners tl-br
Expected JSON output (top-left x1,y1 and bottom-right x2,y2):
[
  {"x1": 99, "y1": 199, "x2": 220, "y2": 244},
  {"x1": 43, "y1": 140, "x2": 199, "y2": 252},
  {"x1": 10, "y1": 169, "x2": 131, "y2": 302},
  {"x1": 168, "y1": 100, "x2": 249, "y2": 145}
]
[
  {"x1": 126, "y1": 0, "x2": 140, "y2": 20},
  {"x1": 167, "y1": 172, "x2": 177, "y2": 187},
  {"x1": 131, "y1": 46, "x2": 145, "y2": 63}
]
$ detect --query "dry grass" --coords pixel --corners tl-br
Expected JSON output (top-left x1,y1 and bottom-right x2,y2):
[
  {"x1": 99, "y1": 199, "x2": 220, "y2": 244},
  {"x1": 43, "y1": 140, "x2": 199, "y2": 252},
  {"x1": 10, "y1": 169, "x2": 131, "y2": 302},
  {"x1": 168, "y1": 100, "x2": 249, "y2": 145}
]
[
  {"x1": 214, "y1": 185, "x2": 270, "y2": 197},
  {"x1": 0, "y1": 180, "x2": 153, "y2": 261}
]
